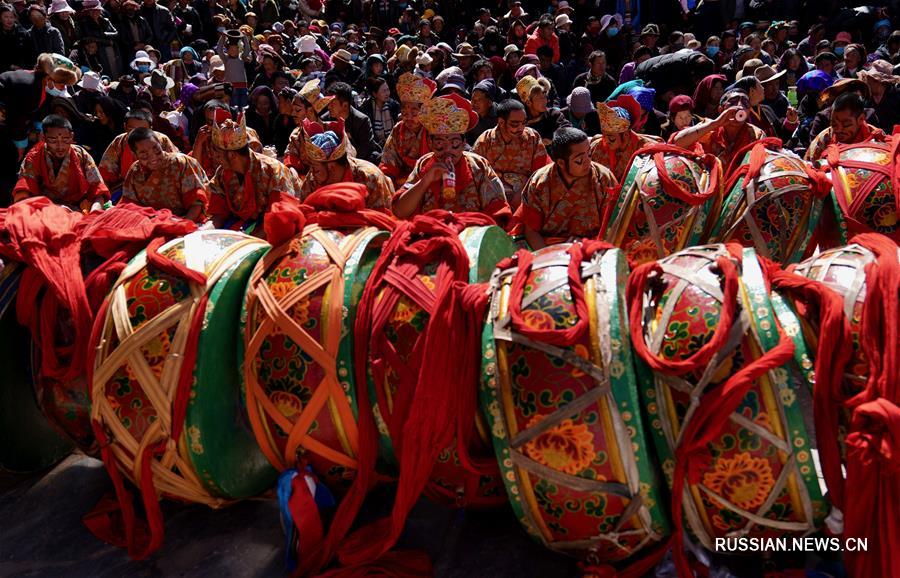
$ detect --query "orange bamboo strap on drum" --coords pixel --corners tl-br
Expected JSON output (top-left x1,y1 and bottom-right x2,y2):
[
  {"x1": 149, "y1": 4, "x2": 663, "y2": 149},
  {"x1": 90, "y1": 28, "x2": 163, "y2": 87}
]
[{"x1": 243, "y1": 224, "x2": 375, "y2": 473}]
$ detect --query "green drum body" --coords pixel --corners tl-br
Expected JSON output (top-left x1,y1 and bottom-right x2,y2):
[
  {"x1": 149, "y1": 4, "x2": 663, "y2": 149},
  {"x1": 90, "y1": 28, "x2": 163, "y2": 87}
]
[
  {"x1": 606, "y1": 148, "x2": 722, "y2": 265},
  {"x1": 241, "y1": 225, "x2": 388, "y2": 492},
  {"x1": 365, "y1": 225, "x2": 514, "y2": 508},
  {"x1": 634, "y1": 245, "x2": 827, "y2": 549},
  {"x1": 819, "y1": 142, "x2": 900, "y2": 246},
  {"x1": 480, "y1": 243, "x2": 669, "y2": 560},
  {"x1": 0, "y1": 263, "x2": 74, "y2": 472},
  {"x1": 711, "y1": 145, "x2": 823, "y2": 263},
  {"x1": 91, "y1": 230, "x2": 275, "y2": 505}
]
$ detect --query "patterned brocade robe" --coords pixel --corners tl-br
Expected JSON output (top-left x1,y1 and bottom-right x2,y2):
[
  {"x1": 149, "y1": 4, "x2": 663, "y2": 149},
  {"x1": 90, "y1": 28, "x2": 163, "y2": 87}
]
[
  {"x1": 14, "y1": 143, "x2": 109, "y2": 209},
  {"x1": 378, "y1": 120, "x2": 428, "y2": 187},
  {"x1": 472, "y1": 126, "x2": 551, "y2": 206},
  {"x1": 191, "y1": 124, "x2": 263, "y2": 177},
  {"x1": 122, "y1": 152, "x2": 210, "y2": 218},
  {"x1": 399, "y1": 151, "x2": 513, "y2": 225},
  {"x1": 588, "y1": 131, "x2": 661, "y2": 182},
  {"x1": 515, "y1": 162, "x2": 618, "y2": 243},
  {"x1": 98, "y1": 131, "x2": 177, "y2": 189},
  {"x1": 298, "y1": 156, "x2": 394, "y2": 212},
  {"x1": 209, "y1": 150, "x2": 302, "y2": 229}
]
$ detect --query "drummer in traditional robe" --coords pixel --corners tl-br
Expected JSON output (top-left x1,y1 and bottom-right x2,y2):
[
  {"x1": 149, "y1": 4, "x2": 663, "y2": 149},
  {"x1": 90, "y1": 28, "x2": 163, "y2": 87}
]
[
  {"x1": 14, "y1": 114, "x2": 109, "y2": 212},
  {"x1": 121, "y1": 127, "x2": 209, "y2": 222},
  {"x1": 208, "y1": 114, "x2": 302, "y2": 233},
  {"x1": 284, "y1": 79, "x2": 334, "y2": 175},
  {"x1": 515, "y1": 127, "x2": 618, "y2": 250},
  {"x1": 297, "y1": 122, "x2": 394, "y2": 212},
  {"x1": 670, "y1": 89, "x2": 767, "y2": 171},
  {"x1": 394, "y1": 93, "x2": 512, "y2": 225},
  {"x1": 98, "y1": 108, "x2": 177, "y2": 192},
  {"x1": 191, "y1": 101, "x2": 262, "y2": 177},
  {"x1": 378, "y1": 73, "x2": 435, "y2": 188},
  {"x1": 805, "y1": 93, "x2": 887, "y2": 162},
  {"x1": 589, "y1": 95, "x2": 660, "y2": 182},
  {"x1": 472, "y1": 99, "x2": 551, "y2": 210}
]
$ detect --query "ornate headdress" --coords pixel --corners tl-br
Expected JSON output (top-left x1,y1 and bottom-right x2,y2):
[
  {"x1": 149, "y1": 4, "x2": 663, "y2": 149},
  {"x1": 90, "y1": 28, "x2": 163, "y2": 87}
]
[
  {"x1": 396, "y1": 73, "x2": 436, "y2": 104},
  {"x1": 515, "y1": 74, "x2": 550, "y2": 103},
  {"x1": 211, "y1": 112, "x2": 249, "y2": 150},
  {"x1": 420, "y1": 93, "x2": 478, "y2": 135},
  {"x1": 37, "y1": 53, "x2": 81, "y2": 86},
  {"x1": 299, "y1": 78, "x2": 335, "y2": 114},
  {"x1": 302, "y1": 118, "x2": 348, "y2": 161},
  {"x1": 596, "y1": 102, "x2": 631, "y2": 134}
]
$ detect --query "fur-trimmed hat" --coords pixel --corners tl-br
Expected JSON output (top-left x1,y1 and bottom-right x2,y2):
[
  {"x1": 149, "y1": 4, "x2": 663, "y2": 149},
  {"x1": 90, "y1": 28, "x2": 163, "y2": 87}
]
[
  {"x1": 515, "y1": 74, "x2": 550, "y2": 103},
  {"x1": 37, "y1": 53, "x2": 81, "y2": 86}
]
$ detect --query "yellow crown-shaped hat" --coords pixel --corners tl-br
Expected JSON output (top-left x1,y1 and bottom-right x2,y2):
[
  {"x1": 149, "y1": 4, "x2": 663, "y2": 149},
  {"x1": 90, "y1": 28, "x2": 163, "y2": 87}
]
[
  {"x1": 299, "y1": 78, "x2": 335, "y2": 114},
  {"x1": 420, "y1": 93, "x2": 477, "y2": 136},
  {"x1": 211, "y1": 112, "x2": 249, "y2": 150},
  {"x1": 396, "y1": 73, "x2": 436, "y2": 104},
  {"x1": 301, "y1": 119, "x2": 349, "y2": 162}
]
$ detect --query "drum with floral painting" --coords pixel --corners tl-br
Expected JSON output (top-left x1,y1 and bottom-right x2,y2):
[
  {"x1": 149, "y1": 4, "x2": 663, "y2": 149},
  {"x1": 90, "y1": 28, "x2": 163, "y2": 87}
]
[
  {"x1": 606, "y1": 147, "x2": 722, "y2": 265},
  {"x1": 91, "y1": 230, "x2": 275, "y2": 505},
  {"x1": 240, "y1": 225, "x2": 388, "y2": 493},
  {"x1": 709, "y1": 146, "x2": 824, "y2": 264},
  {"x1": 818, "y1": 141, "x2": 900, "y2": 247},
  {"x1": 366, "y1": 225, "x2": 514, "y2": 508},
  {"x1": 480, "y1": 243, "x2": 669, "y2": 561},
  {"x1": 0, "y1": 262, "x2": 74, "y2": 472},
  {"x1": 634, "y1": 244, "x2": 827, "y2": 550}
]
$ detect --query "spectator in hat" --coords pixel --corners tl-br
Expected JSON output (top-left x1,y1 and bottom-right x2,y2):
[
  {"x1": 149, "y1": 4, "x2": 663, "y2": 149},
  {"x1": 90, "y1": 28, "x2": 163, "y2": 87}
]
[
  {"x1": 560, "y1": 85, "x2": 599, "y2": 136},
  {"x1": 416, "y1": 18, "x2": 439, "y2": 48},
  {"x1": 860, "y1": 60, "x2": 900, "y2": 134},
  {"x1": 251, "y1": 48, "x2": 286, "y2": 90},
  {"x1": 524, "y1": 17, "x2": 559, "y2": 64},
  {"x1": 114, "y1": 0, "x2": 152, "y2": 65},
  {"x1": 48, "y1": 0, "x2": 77, "y2": 52},
  {"x1": 140, "y1": 0, "x2": 176, "y2": 61},
  {"x1": 73, "y1": 69, "x2": 104, "y2": 114},
  {"x1": 516, "y1": 74, "x2": 569, "y2": 145},
  {"x1": 755, "y1": 64, "x2": 791, "y2": 120},
  {"x1": 109, "y1": 74, "x2": 137, "y2": 107},
  {"x1": 324, "y1": 48, "x2": 361, "y2": 90},
  {"x1": 467, "y1": 78, "x2": 499, "y2": 144},
  {"x1": 452, "y1": 42, "x2": 478, "y2": 75},
  {"x1": 506, "y1": 18, "x2": 527, "y2": 50},
  {"x1": 138, "y1": 68, "x2": 175, "y2": 117},
  {"x1": 832, "y1": 31, "x2": 852, "y2": 59},
  {"x1": 325, "y1": 81, "x2": 381, "y2": 163},
  {"x1": 79, "y1": 0, "x2": 120, "y2": 78},
  {"x1": 660, "y1": 94, "x2": 701, "y2": 141},
  {"x1": 0, "y1": 3, "x2": 35, "y2": 71},
  {"x1": 555, "y1": 13, "x2": 575, "y2": 64},
  {"x1": 596, "y1": 14, "x2": 625, "y2": 73},
  {"x1": 639, "y1": 23, "x2": 660, "y2": 57},
  {"x1": 571, "y1": 50, "x2": 616, "y2": 104}
]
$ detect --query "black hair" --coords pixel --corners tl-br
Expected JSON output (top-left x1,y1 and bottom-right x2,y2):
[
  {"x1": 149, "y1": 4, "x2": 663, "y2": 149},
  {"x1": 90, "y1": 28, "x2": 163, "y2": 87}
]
[
  {"x1": 327, "y1": 82, "x2": 353, "y2": 104},
  {"x1": 833, "y1": 92, "x2": 865, "y2": 117},
  {"x1": 536, "y1": 45, "x2": 554, "y2": 59},
  {"x1": 589, "y1": 50, "x2": 606, "y2": 64},
  {"x1": 366, "y1": 76, "x2": 387, "y2": 96},
  {"x1": 42, "y1": 114, "x2": 73, "y2": 132},
  {"x1": 552, "y1": 127, "x2": 588, "y2": 161},
  {"x1": 127, "y1": 127, "x2": 158, "y2": 152},
  {"x1": 732, "y1": 76, "x2": 761, "y2": 94},
  {"x1": 633, "y1": 46, "x2": 653, "y2": 59},
  {"x1": 125, "y1": 107, "x2": 154, "y2": 124},
  {"x1": 496, "y1": 98, "x2": 525, "y2": 120}
]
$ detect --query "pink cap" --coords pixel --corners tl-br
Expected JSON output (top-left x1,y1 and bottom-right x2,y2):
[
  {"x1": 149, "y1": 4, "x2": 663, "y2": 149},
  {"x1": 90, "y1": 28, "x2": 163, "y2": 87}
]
[{"x1": 835, "y1": 31, "x2": 852, "y2": 44}]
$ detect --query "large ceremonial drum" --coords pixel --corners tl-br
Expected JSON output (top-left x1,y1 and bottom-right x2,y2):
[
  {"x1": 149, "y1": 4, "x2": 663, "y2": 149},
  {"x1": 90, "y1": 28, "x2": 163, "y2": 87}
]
[
  {"x1": 91, "y1": 230, "x2": 275, "y2": 505},
  {"x1": 0, "y1": 263, "x2": 74, "y2": 472},
  {"x1": 480, "y1": 242, "x2": 669, "y2": 560},
  {"x1": 241, "y1": 224, "x2": 388, "y2": 491},
  {"x1": 819, "y1": 141, "x2": 900, "y2": 246},
  {"x1": 710, "y1": 143, "x2": 825, "y2": 263},
  {"x1": 364, "y1": 224, "x2": 514, "y2": 507},
  {"x1": 632, "y1": 245, "x2": 827, "y2": 549},
  {"x1": 606, "y1": 144, "x2": 722, "y2": 265}
]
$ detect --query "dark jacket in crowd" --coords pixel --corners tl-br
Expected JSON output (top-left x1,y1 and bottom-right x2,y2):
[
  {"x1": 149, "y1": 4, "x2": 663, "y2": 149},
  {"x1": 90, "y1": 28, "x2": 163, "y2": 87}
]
[
  {"x1": 140, "y1": 2, "x2": 177, "y2": 60},
  {"x1": 30, "y1": 24, "x2": 65, "y2": 56},
  {"x1": 0, "y1": 24, "x2": 35, "y2": 71},
  {"x1": 571, "y1": 71, "x2": 617, "y2": 104},
  {"x1": 525, "y1": 107, "x2": 572, "y2": 143},
  {"x1": 115, "y1": 13, "x2": 154, "y2": 65},
  {"x1": 343, "y1": 106, "x2": 382, "y2": 164},
  {"x1": 635, "y1": 50, "x2": 716, "y2": 98},
  {"x1": 0, "y1": 69, "x2": 50, "y2": 145}
]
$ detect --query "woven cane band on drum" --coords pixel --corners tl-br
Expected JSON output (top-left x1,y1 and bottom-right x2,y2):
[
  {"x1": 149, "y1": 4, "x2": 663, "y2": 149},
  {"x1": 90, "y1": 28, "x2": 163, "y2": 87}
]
[
  {"x1": 243, "y1": 225, "x2": 375, "y2": 472},
  {"x1": 487, "y1": 244, "x2": 664, "y2": 559},
  {"x1": 635, "y1": 245, "x2": 823, "y2": 552},
  {"x1": 91, "y1": 234, "x2": 265, "y2": 507},
  {"x1": 712, "y1": 140, "x2": 828, "y2": 263}
]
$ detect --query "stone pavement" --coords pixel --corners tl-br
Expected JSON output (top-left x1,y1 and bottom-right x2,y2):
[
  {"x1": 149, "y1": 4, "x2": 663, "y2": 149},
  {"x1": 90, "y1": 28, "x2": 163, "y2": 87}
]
[{"x1": 0, "y1": 454, "x2": 576, "y2": 578}]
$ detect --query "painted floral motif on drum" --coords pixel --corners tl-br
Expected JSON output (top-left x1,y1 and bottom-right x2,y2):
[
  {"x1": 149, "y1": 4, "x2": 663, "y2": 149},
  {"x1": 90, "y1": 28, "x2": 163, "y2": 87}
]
[
  {"x1": 524, "y1": 416, "x2": 596, "y2": 475},
  {"x1": 703, "y1": 452, "x2": 776, "y2": 511}
]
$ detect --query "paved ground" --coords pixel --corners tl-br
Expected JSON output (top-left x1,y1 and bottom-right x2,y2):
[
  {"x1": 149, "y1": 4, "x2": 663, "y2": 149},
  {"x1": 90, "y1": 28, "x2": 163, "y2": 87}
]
[{"x1": 0, "y1": 454, "x2": 576, "y2": 578}]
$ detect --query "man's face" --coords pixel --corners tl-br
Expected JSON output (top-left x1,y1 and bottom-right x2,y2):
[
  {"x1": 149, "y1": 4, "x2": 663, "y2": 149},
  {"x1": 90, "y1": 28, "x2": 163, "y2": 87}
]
[
  {"x1": 831, "y1": 108, "x2": 863, "y2": 143},
  {"x1": 748, "y1": 81, "x2": 764, "y2": 106},
  {"x1": 458, "y1": 55, "x2": 474, "y2": 70},
  {"x1": 428, "y1": 134, "x2": 465, "y2": 165},
  {"x1": 291, "y1": 99, "x2": 308, "y2": 123},
  {"x1": 134, "y1": 137, "x2": 164, "y2": 170},
  {"x1": 591, "y1": 55, "x2": 607, "y2": 75},
  {"x1": 506, "y1": 53, "x2": 520, "y2": 70},
  {"x1": 400, "y1": 101, "x2": 421, "y2": 126},
  {"x1": 538, "y1": 54, "x2": 552, "y2": 70},
  {"x1": 273, "y1": 76, "x2": 289, "y2": 92},
  {"x1": 309, "y1": 160, "x2": 343, "y2": 186},
  {"x1": 559, "y1": 138, "x2": 590, "y2": 178},
  {"x1": 327, "y1": 98, "x2": 348, "y2": 119},
  {"x1": 500, "y1": 109, "x2": 526, "y2": 138},
  {"x1": 528, "y1": 90, "x2": 548, "y2": 114},
  {"x1": 44, "y1": 126, "x2": 73, "y2": 159},
  {"x1": 125, "y1": 118, "x2": 151, "y2": 133},
  {"x1": 471, "y1": 91, "x2": 491, "y2": 116},
  {"x1": 763, "y1": 80, "x2": 778, "y2": 100},
  {"x1": 674, "y1": 110, "x2": 693, "y2": 130},
  {"x1": 539, "y1": 25, "x2": 552, "y2": 41}
]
